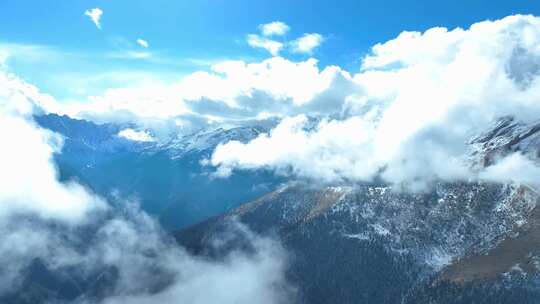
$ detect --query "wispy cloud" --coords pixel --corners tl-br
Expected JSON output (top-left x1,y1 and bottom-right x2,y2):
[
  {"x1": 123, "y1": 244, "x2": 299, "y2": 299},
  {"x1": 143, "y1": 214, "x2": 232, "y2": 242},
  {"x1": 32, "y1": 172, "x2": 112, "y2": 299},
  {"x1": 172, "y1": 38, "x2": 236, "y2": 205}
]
[
  {"x1": 108, "y1": 50, "x2": 153, "y2": 60},
  {"x1": 259, "y1": 21, "x2": 290, "y2": 37},
  {"x1": 0, "y1": 42, "x2": 72, "y2": 63},
  {"x1": 248, "y1": 23, "x2": 323, "y2": 56},
  {"x1": 84, "y1": 8, "x2": 103, "y2": 29},
  {"x1": 0, "y1": 41, "x2": 224, "y2": 101},
  {"x1": 137, "y1": 38, "x2": 149, "y2": 48},
  {"x1": 246, "y1": 34, "x2": 283, "y2": 56}
]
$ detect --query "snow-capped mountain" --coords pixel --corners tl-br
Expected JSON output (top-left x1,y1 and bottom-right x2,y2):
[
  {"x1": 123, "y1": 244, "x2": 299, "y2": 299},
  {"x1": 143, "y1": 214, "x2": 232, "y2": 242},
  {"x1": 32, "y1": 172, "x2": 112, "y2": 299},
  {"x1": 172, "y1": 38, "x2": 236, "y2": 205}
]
[
  {"x1": 156, "y1": 119, "x2": 280, "y2": 159},
  {"x1": 470, "y1": 116, "x2": 540, "y2": 168}
]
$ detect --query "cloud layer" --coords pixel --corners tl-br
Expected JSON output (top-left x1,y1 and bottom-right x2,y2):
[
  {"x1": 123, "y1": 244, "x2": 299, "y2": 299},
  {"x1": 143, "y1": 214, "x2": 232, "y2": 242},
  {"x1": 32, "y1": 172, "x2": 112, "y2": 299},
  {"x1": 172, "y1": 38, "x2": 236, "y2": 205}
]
[
  {"x1": 0, "y1": 70, "x2": 293, "y2": 303},
  {"x1": 9, "y1": 14, "x2": 540, "y2": 190},
  {"x1": 211, "y1": 15, "x2": 540, "y2": 189},
  {"x1": 3, "y1": 13, "x2": 540, "y2": 302},
  {"x1": 53, "y1": 57, "x2": 356, "y2": 136}
]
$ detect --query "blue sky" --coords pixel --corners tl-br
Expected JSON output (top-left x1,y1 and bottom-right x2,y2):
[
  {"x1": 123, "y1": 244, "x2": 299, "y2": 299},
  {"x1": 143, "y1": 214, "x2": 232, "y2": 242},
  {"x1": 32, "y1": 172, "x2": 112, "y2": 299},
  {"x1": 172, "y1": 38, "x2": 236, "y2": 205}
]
[{"x1": 2, "y1": 0, "x2": 540, "y2": 100}]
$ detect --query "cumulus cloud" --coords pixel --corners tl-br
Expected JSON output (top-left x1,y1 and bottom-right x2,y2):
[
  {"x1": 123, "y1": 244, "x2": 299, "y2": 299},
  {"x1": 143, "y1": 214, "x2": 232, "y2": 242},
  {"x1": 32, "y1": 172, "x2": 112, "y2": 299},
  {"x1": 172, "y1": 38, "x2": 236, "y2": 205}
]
[
  {"x1": 246, "y1": 21, "x2": 289, "y2": 55},
  {"x1": 12, "y1": 13, "x2": 540, "y2": 189},
  {"x1": 211, "y1": 115, "x2": 378, "y2": 181},
  {"x1": 247, "y1": 34, "x2": 284, "y2": 56},
  {"x1": 249, "y1": 23, "x2": 323, "y2": 56},
  {"x1": 60, "y1": 57, "x2": 357, "y2": 133},
  {"x1": 0, "y1": 71, "x2": 105, "y2": 293},
  {"x1": 85, "y1": 8, "x2": 103, "y2": 29},
  {"x1": 260, "y1": 21, "x2": 290, "y2": 37},
  {"x1": 479, "y1": 153, "x2": 540, "y2": 186},
  {"x1": 137, "y1": 39, "x2": 149, "y2": 48},
  {"x1": 211, "y1": 15, "x2": 540, "y2": 189},
  {"x1": 0, "y1": 69, "x2": 293, "y2": 303},
  {"x1": 291, "y1": 33, "x2": 324, "y2": 54},
  {"x1": 0, "y1": 70, "x2": 62, "y2": 115},
  {"x1": 0, "y1": 115, "x2": 106, "y2": 222}
]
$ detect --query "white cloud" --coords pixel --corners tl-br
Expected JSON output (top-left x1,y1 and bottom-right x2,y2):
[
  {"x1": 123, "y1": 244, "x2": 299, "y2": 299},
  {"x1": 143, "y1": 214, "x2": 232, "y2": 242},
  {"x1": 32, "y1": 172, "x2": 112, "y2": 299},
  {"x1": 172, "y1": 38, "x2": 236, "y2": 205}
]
[
  {"x1": 247, "y1": 34, "x2": 283, "y2": 56},
  {"x1": 260, "y1": 21, "x2": 290, "y2": 36},
  {"x1": 85, "y1": 8, "x2": 103, "y2": 29},
  {"x1": 0, "y1": 71, "x2": 106, "y2": 223},
  {"x1": 479, "y1": 153, "x2": 540, "y2": 185},
  {"x1": 0, "y1": 42, "x2": 70, "y2": 66},
  {"x1": 211, "y1": 115, "x2": 380, "y2": 182},
  {"x1": 118, "y1": 128, "x2": 155, "y2": 142},
  {"x1": 0, "y1": 115, "x2": 107, "y2": 222},
  {"x1": 61, "y1": 57, "x2": 356, "y2": 131},
  {"x1": 109, "y1": 50, "x2": 153, "y2": 59},
  {"x1": 9, "y1": 13, "x2": 540, "y2": 190},
  {"x1": 137, "y1": 39, "x2": 149, "y2": 48},
  {"x1": 0, "y1": 69, "x2": 106, "y2": 292},
  {"x1": 211, "y1": 15, "x2": 540, "y2": 188},
  {"x1": 5, "y1": 14, "x2": 540, "y2": 299},
  {"x1": 97, "y1": 219, "x2": 293, "y2": 304},
  {"x1": 0, "y1": 50, "x2": 8, "y2": 66},
  {"x1": 0, "y1": 70, "x2": 61, "y2": 115},
  {"x1": 0, "y1": 67, "x2": 293, "y2": 303},
  {"x1": 291, "y1": 33, "x2": 324, "y2": 54},
  {"x1": 0, "y1": 43, "x2": 354, "y2": 131}
]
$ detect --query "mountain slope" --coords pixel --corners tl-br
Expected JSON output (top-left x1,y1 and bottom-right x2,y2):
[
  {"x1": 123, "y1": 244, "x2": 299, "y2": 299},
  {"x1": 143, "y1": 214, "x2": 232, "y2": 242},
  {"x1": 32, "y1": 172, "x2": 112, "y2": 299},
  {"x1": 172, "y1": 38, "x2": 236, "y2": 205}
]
[
  {"x1": 175, "y1": 116, "x2": 540, "y2": 304},
  {"x1": 33, "y1": 113, "x2": 540, "y2": 303},
  {"x1": 35, "y1": 114, "x2": 283, "y2": 229},
  {"x1": 176, "y1": 181, "x2": 540, "y2": 303}
]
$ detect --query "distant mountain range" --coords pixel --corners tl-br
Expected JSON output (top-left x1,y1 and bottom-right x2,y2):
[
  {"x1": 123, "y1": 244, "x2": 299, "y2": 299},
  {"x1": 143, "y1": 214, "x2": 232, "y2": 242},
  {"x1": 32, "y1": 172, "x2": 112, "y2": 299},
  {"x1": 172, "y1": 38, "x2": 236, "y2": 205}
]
[
  {"x1": 35, "y1": 113, "x2": 283, "y2": 230},
  {"x1": 29, "y1": 113, "x2": 540, "y2": 303}
]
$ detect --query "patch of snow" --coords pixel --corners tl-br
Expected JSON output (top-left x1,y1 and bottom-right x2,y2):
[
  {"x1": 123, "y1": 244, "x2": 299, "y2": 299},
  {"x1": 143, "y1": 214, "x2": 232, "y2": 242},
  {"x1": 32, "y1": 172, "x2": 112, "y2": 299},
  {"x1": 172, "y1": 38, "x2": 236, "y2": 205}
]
[
  {"x1": 426, "y1": 248, "x2": 453, "y2": 270},
  {"x1": 370, "y1": 223, "x2": 390, "y2": 236}
]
